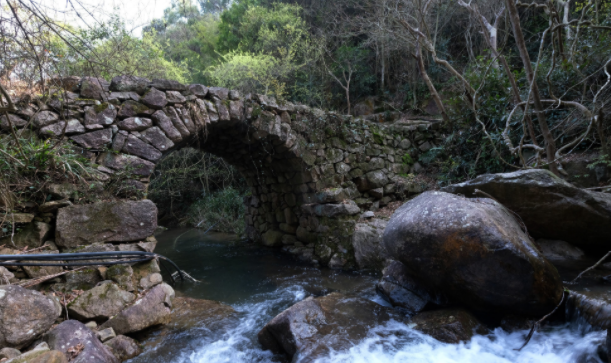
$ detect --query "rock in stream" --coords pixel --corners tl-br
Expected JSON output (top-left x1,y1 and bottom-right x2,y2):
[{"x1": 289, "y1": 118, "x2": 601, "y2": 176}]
[{"x1": 383, "y1": 191, "x2": 563, "y2": 316}]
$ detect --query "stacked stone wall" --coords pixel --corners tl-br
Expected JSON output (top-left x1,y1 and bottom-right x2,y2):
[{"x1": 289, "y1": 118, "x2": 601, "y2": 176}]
[{"x1": 1, "y1": 75, "x2": 443, "y2": 269}]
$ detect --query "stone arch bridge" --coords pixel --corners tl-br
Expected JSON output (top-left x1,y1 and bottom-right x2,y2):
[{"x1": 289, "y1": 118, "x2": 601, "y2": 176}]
[{"x1": 1, "y1": 75, "x2": 442, "y2": 270}]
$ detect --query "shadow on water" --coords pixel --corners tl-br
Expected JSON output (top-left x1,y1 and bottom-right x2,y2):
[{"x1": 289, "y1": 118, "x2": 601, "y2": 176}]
[{"x1": 129, "y1": 228, "x2": 608, "y2": 363}]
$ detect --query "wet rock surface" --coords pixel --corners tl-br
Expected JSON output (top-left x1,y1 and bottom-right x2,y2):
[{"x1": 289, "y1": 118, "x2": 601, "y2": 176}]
[
  {"x1": 383, "y1": 191, "x2": 563, "y2": 316},
  {"x1": 128, "y1": 296, "x2": 237, "y2": 363},
  {"x1": 410, "y1": 308, "x2": 487, "y2": 344},
  {"x1": 0, "y1": 285, "x2": 61, "y2": 349},
  {"x1": 442, "y1": 169, "x2": 611, "y2": 252},
  {"x1": 258, "y1": 292, "x2": 406, "y2": 361},
  {"x1": 376, "y1": 260, "x2": 445, "y2": 314}
]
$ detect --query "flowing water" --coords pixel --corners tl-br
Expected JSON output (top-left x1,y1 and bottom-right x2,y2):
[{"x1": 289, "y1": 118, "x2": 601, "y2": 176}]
[{"x1": 129, "y1": 228, "x2": 608, "y2": 363}]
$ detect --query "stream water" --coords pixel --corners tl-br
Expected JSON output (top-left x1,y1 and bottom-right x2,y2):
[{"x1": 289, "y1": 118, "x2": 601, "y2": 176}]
[{"x1": 129, "y1": 228, "x2": 608, "y2": 363}]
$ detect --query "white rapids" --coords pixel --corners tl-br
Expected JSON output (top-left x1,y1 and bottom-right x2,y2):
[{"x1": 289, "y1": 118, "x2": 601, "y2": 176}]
[{"x1": 169, "y1": 285, "x2": 606, "y2": 363}]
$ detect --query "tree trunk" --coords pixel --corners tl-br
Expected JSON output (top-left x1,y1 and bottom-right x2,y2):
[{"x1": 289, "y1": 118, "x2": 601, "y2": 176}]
[
  {"x1": 506, "y1": 0, "x2": 559, "y2": 174},
  {"x1": 415, "y1": 41, "x2": 449, "y2": 123}
]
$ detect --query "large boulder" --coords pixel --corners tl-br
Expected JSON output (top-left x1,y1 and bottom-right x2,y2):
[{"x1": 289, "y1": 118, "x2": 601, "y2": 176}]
[
  {"x1": 0, "y1": 285, "x2": 62, "y2": 349},
  {"x1": 258, "y1": 292, "x2": 405, "y2": 361},
  {"x1": 55, "y1": 200, "x2": 157, "y2": 247},
  {"x1": 441, "y1": 169, "x2": 611, "y2": 252},
  {"x1": 383, "y1": 191, "x2": 563, "y2": 316},
  {"x1": 376, "y1": 260, "x2": 446, "y2": 314},
  {"x1": 100, "y1": 283, "x2": 174, "y2": 335},
  {"x1": 68, "y1": 282, "x2": 135, "y2": 321},
  {"x1": 45, "y1": 320, "x2": 118, "y2": 363}
]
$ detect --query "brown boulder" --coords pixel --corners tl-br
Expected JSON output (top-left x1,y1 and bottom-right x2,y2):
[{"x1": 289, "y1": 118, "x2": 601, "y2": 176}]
[
  {"x1": 383, "y1": 191, "x2": 563, "y2": 316},
  {"x1": 45, "y1": 320, "x2": 118, "y2": 363},
  {"x1": 0, "y1": 285, "x2": 62, "y2": 349},
  {"x1": 258, "y1": 292, "x2": 405, "y2": 361},
  {"x1": 100, "y1": 283, "x2": 175, "y2": 335},
  {"x1": 442, "y1": 169, "x2": 611, "y2": 252},
  {"x1": 55, "y1": 200, "x2": 157, "y2": 247},
  {"x1": 68, "y1": 282, "x2": 135, "y2": 321}
]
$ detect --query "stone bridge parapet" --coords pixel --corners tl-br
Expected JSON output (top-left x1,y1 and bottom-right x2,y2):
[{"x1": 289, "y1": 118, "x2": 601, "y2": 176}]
[{"x1": 1, "y1": 75, "x2": 443, "y2": 269}]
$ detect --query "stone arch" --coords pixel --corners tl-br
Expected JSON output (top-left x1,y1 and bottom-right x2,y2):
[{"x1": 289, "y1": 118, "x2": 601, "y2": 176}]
[{"x1": 2, "y1": 75, "x2": 442, "y2": 269}]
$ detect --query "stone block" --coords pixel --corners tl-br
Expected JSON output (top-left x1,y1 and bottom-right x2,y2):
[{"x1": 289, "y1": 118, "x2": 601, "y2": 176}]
[{"x1": 55, "y1": 200, "x2": 157, "y2": 247}]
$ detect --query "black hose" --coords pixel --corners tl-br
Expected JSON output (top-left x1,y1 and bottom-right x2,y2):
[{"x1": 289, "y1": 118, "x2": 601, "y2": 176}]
[{"x1": 0, "y1": 251, "x2": 187, "y2": 283}]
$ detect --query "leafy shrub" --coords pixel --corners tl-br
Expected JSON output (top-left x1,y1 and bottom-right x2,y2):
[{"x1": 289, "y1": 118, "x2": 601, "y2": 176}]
[{"x1": 185, "y1": 187, "x2": 246, "y2": 236}]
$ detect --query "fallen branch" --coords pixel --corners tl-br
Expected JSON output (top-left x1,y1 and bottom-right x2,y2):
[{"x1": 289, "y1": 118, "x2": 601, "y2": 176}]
[
  {"x1": 18, "y1": 266, "x2": 88, "y2": 288},
  {"x1": 566, "y1": 250, "x2": 611, "y2": 285},
  {"x1": 515, "y1": 291, "x2": 565, "y2": 350}
]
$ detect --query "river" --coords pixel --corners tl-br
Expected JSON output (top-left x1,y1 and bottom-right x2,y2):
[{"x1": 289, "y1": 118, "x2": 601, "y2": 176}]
[{"x1": 129, "y1": 228, "x2": 607, "y2": 363}]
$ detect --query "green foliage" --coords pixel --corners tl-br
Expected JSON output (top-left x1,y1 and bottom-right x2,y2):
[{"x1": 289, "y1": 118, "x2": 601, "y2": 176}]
[
  {"x1": 148, "y1": 148, "x2": 245, "y2": 225},
  {"x1": 329, "y1": 45, "x2": 377, "y2": 102},
  {"x1": 144, "y1": 0, "x2": 222, "y2": 84},
  {"x1": 207, "y1": 51, "x2": 292, "y2": 97},
  {"x1": 186, "y1": 187, "x2": 246, "y2": 235},
  {"x1": 401, "y1": 153, "x2": 414, "y2": 166},
  {"x1": 587, "y1": 154, "x2": 611, "y2": 170},
  {"x1": 209, "y1": 2, "x2": 311, "y2": 98},
  {"x1": 217, "y1": 0, "x2": 264, "y2": 53},
  {"x1": 0, "y1": 131, "x2": 97, "y2": 210},
  {"x1": 53, "y1": 15, "x2": 188, "y2": 81}
]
